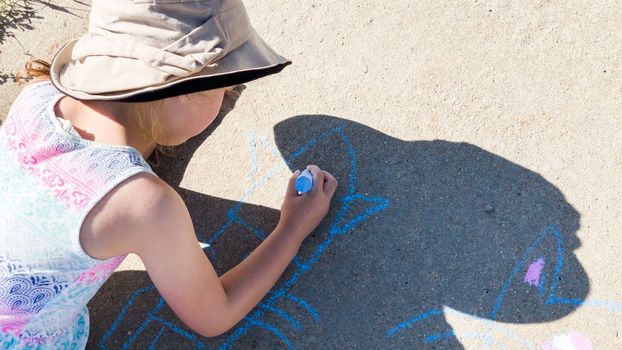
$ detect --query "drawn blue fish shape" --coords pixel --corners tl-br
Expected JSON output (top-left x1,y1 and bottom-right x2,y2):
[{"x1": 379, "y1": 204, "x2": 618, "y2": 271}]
[
  {"x1": 214, "y1": 127, "x2": 391, "y2": 349},
  {"x1": 100, "y1": 126, "x2": 390, "y2": 350}
]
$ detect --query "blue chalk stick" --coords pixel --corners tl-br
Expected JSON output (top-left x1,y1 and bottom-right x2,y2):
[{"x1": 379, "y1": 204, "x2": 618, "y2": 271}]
[{"x1": 295, "y1": 169, "x2": 314, "y2": 194}]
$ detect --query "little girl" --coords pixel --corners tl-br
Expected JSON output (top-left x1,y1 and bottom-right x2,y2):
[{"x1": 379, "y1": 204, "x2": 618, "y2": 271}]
[{"x1": 0, "y1": 1, "x2": 337, "y2": 348}]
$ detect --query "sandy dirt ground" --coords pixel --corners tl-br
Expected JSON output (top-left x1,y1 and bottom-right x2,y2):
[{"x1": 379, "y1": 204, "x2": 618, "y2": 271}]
[{"x1": 1, "y1": 1, "x2": 621, "y2": 349}]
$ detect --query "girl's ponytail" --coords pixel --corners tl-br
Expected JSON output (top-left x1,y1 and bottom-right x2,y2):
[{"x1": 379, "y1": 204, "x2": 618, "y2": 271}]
[{"x1": 16, "y1": 59, "x2": 51, "y2": 85}]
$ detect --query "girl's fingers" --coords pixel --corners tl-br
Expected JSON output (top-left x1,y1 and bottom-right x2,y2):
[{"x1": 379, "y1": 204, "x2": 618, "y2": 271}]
[
  {"x1": 322, "y1": 170, "x2": 338, "y2": 196},
  {"x1": 307, "y1": 165, "x2": 325, "y2": 193},
  {"x1": 288, "y1": 166, "x2": 337, "y2": 197}
]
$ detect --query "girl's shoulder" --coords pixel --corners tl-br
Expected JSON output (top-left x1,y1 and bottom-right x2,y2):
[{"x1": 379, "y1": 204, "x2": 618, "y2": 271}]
[{"x1": 81, "y1": 171, "x2": 186, "y2": 259}]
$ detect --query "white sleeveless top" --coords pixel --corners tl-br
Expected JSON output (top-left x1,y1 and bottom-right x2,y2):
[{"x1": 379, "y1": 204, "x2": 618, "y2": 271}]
[{"x1": 0, "y1": 81, "x2": 154, "y2": 349}]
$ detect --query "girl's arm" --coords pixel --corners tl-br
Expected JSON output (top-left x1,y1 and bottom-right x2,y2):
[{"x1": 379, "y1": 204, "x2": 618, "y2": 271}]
[{"x1": 113, "y1": 166, "x2": 337, "y2": 337}]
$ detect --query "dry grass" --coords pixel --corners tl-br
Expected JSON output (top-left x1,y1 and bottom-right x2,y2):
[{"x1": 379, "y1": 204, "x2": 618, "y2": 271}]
[
  {"x1": 0, "y1": 0, "x2": 20, "y2": 17},
  {"x1": 0, "y1": 0, "x2": 41, "y2": 48}
]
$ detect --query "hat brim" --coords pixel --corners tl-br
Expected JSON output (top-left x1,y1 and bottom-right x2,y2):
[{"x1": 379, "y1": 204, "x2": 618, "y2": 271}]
[{"x1": 50, "y1": 29, "x2": 291, "y2": 102}]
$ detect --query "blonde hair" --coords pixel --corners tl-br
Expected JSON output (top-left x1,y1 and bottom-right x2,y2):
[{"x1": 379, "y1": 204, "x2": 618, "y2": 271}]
[
  {"x1": 15, "y1": 59, "x2": 52, "y2": 85},
  {"x1": 16, "y1": 58, "x2": 170, "y2": 164}
]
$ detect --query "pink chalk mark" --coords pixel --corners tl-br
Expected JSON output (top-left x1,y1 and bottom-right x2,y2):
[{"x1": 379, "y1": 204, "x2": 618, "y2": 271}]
[
  {"x1": 568, "y1": 332, "x2": 593, "y2": 350},
  {"x1": 540, "y1": 332, "x2": 593, "y2": 350},
  {"x1": 524, "y1": 257, "x2": 545, "y2": 286}
]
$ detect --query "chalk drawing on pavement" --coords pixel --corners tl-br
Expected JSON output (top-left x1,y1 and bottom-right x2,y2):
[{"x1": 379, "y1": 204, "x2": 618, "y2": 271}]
[{"x1": 99, "y1": 127, "x2": 390, "y2": 349}]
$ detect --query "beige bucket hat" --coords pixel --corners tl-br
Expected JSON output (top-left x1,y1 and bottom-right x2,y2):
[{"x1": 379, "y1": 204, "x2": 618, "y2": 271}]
[{"x1": 50, "y1": 0, "x2": 291, "y2": 102}]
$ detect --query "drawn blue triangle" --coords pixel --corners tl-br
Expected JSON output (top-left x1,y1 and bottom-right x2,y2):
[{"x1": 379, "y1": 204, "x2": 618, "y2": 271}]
[
  {"x1": 329, "y1": 194, "x2": 391, "y2": 236},
  {"x1": 246, "y1": 131, "x2": 282, "y2": 182}
]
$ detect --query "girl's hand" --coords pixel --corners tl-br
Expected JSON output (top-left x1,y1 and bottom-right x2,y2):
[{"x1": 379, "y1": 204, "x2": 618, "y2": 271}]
[{"x1": 277, "y1": 165, "x2": 338, "y2": 243}]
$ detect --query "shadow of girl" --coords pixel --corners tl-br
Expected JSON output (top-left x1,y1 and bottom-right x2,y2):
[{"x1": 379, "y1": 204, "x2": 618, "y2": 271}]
[
  {"x1": 267, "y1": 115, "x2": 588, "y2": 349},
  {"x1": 88, "y1": 112, "x2": 589, "y2": 350}
]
